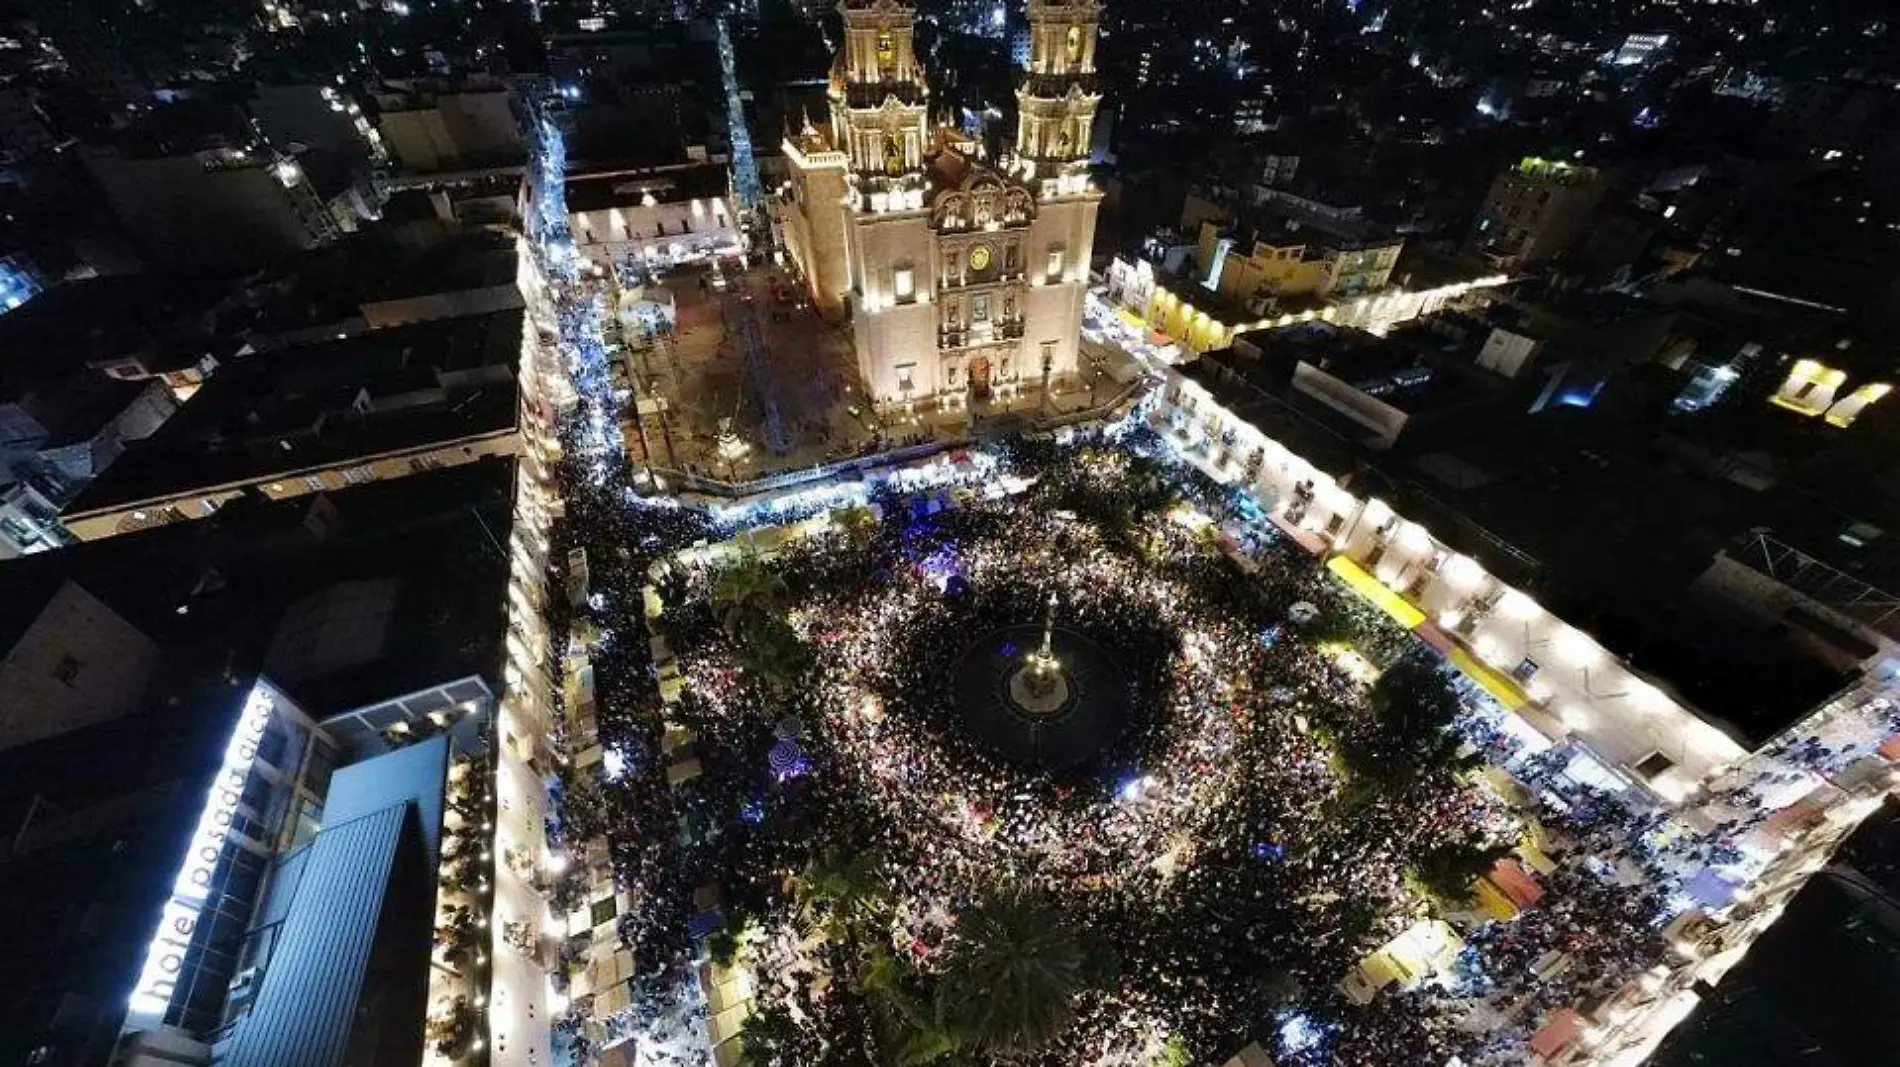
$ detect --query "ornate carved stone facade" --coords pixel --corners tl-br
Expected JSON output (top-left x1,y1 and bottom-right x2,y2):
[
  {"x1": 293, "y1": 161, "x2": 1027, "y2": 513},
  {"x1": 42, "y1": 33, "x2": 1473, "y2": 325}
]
[{"x1": 773, "y1": 0, "x2": 1105, "y2": 412}]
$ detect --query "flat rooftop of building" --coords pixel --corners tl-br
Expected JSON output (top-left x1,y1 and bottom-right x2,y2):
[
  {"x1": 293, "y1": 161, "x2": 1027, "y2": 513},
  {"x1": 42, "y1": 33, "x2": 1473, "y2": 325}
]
[
  {"x1": 255, "y1": 228, "x2": 520, "y2": 329},
  {"x1": 1389, "y1": 399, "x2": 1850, "y2": 742},
  {"x1": 1265, "y1": 321, "x2": 1497, "y2": 418},
  {"x1": 67, "y1": 309, "x2": 521, "y2": 514},
  {"x1": 96, "y1": 96, "x2": 256, "y2": 158},
  {"x1": 0, "y1": 272, "x2": 245, "y2": 393},
  {"x1": 3, "y1": 371, "x2": 153, "y2": 449},
  {"x1": 563, "y1": 161, "x2": 731, "y2": 214},
  {"x1": 1216, "y1": 197, "x2": 1401, "y2": 254},
  {"x1": 372, "y1": 75, "x2": 513, "y2": 110},
  {"x1": 0, "y1": 458, "x2": 514, "y2": 722},
  {"x1": 1390, "y1": 245, "x2": 1511, "y2": 291}
]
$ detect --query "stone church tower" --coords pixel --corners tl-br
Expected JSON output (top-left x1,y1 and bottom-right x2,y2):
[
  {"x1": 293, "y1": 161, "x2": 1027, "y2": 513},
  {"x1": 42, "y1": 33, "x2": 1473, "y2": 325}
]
[{"x1": 773, "y1": 0, "x2": 1105, "y2": 415}]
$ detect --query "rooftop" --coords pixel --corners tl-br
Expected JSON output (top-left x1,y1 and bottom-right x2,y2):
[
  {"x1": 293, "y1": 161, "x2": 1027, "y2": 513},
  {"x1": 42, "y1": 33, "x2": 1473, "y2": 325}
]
[
  {"x1": 1255, "y1": 321, "x2": 1500, "y2": 418},
  {"x1": 68, "y1": 309, "x2": 522, "y2": 513},
  {"x1": 0, "y1": 272, "x2": 244, "y2": 394},
  {"x1": 1229, "y1": 200, "x2": 1400, "y2": 254},
  {"x1": 563, "y1": 162, "x2": 731, "y2": 215},
  {"x1": 0, "y1": 458, "x2": 514, "y2": 719},
  {"x1": 1507, "y1": 155, "x2": 1605, "y2": 186},
  {"x1": 255, "y1": 228, "x2": 520, "y2": 330}
]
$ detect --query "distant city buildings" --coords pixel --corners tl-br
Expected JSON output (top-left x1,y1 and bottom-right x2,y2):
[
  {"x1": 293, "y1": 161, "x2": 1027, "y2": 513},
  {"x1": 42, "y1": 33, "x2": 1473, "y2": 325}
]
[
  {"x1": 1468, "y1": 156, "x2": 1611, "y2": 272},
  {"x1": 374, "y1": 79, "x2": 524, "y2": 173}
]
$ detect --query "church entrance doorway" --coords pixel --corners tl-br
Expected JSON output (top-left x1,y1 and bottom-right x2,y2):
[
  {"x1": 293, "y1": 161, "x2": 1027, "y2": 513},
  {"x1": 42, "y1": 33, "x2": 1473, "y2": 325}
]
[{"x1": 968, "y1": 355, "x2": 993, "y2": 400}]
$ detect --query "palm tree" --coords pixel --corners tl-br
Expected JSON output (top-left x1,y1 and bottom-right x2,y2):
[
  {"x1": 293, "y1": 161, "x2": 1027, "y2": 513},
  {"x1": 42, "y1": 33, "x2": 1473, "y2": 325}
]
[
  {"x1": 858, "y1": 946, "x2": 963, "y2": 1066},
  {"x1": 711, "y1": 553, "x2": 789, "y2": 637},
  {"x1": 733, "y1": 610, "x2": 812, "y2": 691},
  {"x1": 941, "y1": 890, "x2": 1088, "y2": 1056},
  {"x1": 711, "y1": 554, "x2": 811, "y2": 689},
  {"x1": 796, "y1": 848, "x2": 892, "y2": 943}
]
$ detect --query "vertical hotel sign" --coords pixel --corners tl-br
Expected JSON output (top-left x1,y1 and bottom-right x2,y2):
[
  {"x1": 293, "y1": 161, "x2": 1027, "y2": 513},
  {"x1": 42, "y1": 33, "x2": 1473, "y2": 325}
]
[{"x1": 126, "y1": 684, "x2": 277, "y2": 1020}]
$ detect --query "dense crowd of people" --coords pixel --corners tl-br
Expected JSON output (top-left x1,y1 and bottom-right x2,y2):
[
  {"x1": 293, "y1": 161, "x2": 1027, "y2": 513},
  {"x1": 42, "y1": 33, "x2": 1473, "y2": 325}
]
[
  {"x1": 539, "y1": 245, "x2": 1695, "y2": 1066},
  {"x1": 529, "y1": 210, "x2": 1889, "y2": 1067},
  {"x1": 529, "y1": 436, "x2": 1683, "y2": 1067}
]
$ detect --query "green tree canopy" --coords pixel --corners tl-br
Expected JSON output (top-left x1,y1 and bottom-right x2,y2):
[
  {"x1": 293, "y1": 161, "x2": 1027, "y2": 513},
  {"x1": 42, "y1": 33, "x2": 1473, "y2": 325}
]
[{"x1": 941, "y1": 890, "x2": 1089, "y2": 1057}]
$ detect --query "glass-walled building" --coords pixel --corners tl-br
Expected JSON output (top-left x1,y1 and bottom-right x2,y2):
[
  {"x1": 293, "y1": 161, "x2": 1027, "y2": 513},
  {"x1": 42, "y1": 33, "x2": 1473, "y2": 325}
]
[{"x1": 113, "y1": 675, "x2": 493, "y2": 1067}]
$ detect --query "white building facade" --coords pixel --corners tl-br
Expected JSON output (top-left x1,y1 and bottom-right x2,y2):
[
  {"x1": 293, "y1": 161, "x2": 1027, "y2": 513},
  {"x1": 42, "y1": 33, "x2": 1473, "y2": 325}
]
[
  {"x1": 774, "y1": 0, "x2": 1104, "y2": 413},
  {"x1": 567, "y1": 164, "x2": 742, "y2": 273}
]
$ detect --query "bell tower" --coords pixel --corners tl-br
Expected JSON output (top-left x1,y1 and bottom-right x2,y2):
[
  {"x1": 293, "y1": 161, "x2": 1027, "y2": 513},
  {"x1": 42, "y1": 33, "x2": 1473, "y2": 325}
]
[
  {"x1": 831, "y1": 1, "x2": 930, "y2": 185},
  {"x1": 1014, "y1": 0, "x2": 1102, "y2": 190}
]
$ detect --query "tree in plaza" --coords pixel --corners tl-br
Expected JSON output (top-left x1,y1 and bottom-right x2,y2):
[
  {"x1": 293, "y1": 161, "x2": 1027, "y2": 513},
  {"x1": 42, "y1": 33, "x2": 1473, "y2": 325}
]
[
  {"x1": 1410, "y1": 839, "x2": 1516, "y2": 909},
  {"x1": 1121, "y1": 452, "x2": 1178, "y2": 522},
  {"x1": 836, "y1": 503, "x2": 879, "y2": 541},
  {"x1": 711, "y1": 553, "x2": 812, "y2": 690},
  {"x1": 940, "y1": 890, "x2": 1089, "y2": 1057},
  {"x1": 739, "y1": 998, "x2": 805, "y2": 1066},
  {"x1": 711, "y1": 552, "x2": 790, "y2": 638},
  {"x1": 1342, "y1": 654, "x2": 1476, "y2": 791},
  {"x1": 795, "y1": 847, "x2": 893, "y2": 944},
  {"x1": 859, "y1": 946, "x2": 965, "y2": 1066},
  {"x1": 731, "y1": 609, "x2": 813, "y2": 692},
  {"x1": 709, "y1": 906, "x2": 758, "y2": 968}
]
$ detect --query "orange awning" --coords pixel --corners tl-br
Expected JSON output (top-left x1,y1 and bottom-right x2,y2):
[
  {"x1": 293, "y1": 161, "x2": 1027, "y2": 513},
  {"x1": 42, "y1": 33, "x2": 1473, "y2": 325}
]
[
  {"x1": 1489, "y1": 858, "x2": 1545, "y2": 909},
  {"x1": 1530, "y1": 1008, "x2": 1586, "y2": 1058}
]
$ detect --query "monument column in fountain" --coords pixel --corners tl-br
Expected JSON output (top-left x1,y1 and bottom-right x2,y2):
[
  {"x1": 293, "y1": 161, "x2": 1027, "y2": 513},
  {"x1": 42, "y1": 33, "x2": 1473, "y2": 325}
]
[{"x1": 1012, "y1": 590, "x2": 1071, "y2": 712}]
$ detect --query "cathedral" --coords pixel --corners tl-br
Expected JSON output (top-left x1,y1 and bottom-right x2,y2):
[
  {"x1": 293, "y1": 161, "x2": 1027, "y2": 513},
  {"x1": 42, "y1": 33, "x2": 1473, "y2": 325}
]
[{"x1": 773, "y1": 0, "x2": 1105, "y2": 413}]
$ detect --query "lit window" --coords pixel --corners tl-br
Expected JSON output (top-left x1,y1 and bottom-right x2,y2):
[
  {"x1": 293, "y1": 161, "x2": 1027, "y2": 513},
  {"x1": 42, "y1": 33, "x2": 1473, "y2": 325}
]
[
  {"x1": 894, "y1": 267, "x2": 915, "y2": 301},
  {"x1": 1047, "y1": 248, "x2": 1064, "y2": 278}
]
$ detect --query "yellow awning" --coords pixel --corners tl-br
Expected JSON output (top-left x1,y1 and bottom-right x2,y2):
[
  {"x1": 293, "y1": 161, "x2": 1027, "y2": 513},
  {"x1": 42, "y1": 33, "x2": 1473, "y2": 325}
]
[
  {"x1": 1447, "y1": 647, "x2": 1530, "y2": 710},
  {"x1": 1326, "y1": 556, "x2": 1427, "y2": 629},
  {"x1": 1516, "y1": 838, "x2": 1558, "y2": 876},
  {"x1": 1116, "y1": 307, "x2": 1147, "y2": 330},
  {"x1": 1359, "y1": 951, "x2": 1407, "y2": 989},
  {"x1": 1473, "y1": 877, "x2": 1520, "y2": 921}
]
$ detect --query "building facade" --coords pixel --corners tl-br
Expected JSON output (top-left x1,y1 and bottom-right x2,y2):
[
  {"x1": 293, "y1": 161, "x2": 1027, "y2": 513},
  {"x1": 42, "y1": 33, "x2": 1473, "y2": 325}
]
[
  {"x1": 773, "y1": 0, "x2": 1104, "y2": 412},
  {"x1": 1468, "y1": 156, "x2": 1610, "y2": 271},
  {"x1": 566, "y1": 164, "x2": 740, "y2": 272},
  {"x1": 114, "y1": 676, "x2": 495, "y2": 1067}
]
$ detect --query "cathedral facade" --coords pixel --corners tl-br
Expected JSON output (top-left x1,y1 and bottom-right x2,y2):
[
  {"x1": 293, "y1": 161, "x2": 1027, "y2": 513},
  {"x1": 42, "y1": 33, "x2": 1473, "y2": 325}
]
[{"x1": 773, "y1": 0, "x2": 1105, "y2": 413}]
